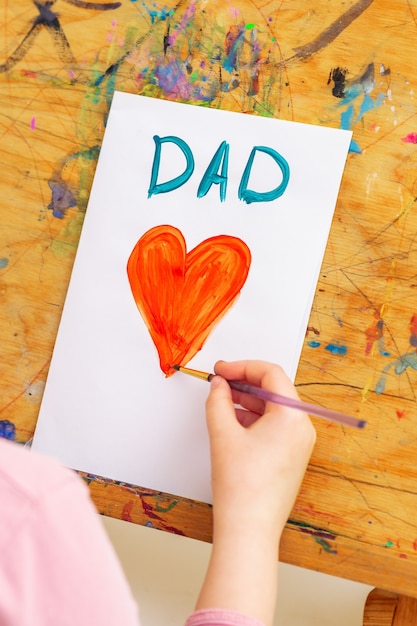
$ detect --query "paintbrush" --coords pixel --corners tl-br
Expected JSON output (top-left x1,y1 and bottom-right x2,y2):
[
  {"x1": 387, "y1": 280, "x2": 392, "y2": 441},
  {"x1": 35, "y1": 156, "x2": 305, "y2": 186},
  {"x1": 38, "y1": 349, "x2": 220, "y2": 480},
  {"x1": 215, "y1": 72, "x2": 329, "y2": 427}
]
[{"x1": 172, "y1": 365, "x2": 366, "y2": 429}]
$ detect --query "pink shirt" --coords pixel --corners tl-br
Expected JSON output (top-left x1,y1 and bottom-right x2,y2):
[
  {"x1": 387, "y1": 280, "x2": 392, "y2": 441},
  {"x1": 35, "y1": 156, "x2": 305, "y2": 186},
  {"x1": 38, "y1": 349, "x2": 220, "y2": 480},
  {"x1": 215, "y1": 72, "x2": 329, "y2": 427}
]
[{"x1": 0, "y1": 439, "x2": 263, "y2": 626}]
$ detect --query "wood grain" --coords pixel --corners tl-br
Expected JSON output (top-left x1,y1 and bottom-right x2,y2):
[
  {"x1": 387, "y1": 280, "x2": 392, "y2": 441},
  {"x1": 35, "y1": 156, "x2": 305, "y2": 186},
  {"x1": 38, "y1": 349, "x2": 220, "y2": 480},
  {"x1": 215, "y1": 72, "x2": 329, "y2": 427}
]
[
  {"x1": 2, "y1": 0, "x2": 417, "y2": 596},
  {"x1": 363, "y1": 588, "x2": 417, "y2": 626},
  {"x1": 363, "y1": 589, "x2": 398, "y2": 626}
]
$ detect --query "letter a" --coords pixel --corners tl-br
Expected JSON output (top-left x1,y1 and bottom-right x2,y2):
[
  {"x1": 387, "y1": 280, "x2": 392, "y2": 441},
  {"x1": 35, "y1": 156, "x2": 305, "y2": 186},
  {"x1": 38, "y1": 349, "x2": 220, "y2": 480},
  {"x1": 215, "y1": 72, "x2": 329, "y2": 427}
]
[{"x1": 197, "y1": 141, "x2": 230, "y2": 202}]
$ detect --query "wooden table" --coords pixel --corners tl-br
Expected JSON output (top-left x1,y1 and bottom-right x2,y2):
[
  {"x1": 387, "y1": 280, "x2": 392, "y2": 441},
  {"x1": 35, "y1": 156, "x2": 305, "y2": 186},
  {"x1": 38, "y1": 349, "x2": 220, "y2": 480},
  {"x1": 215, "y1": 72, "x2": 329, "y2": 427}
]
[{"x1": 2, "y1": 0, "x2": 417, "y2": 605}]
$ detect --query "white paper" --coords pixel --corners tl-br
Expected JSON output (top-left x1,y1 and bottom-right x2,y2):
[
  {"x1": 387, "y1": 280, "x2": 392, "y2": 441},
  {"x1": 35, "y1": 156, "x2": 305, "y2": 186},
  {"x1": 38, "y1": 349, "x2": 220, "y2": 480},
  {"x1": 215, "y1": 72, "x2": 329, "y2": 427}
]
[{"x1": 33, "y1": 92, "x2": 351, "y2": 503}]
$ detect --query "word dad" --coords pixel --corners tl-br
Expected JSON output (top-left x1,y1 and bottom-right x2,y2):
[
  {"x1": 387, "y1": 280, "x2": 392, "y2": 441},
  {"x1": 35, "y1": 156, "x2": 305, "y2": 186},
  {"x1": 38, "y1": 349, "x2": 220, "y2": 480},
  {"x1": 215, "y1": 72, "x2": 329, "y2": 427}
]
[{"x1": 147, "y1": 135, "x2": 290, "y2": 204}]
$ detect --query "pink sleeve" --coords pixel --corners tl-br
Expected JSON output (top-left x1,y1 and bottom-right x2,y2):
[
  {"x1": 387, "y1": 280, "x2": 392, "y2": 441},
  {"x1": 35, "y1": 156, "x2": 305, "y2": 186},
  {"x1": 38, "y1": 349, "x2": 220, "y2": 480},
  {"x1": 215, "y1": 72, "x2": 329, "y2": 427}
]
[
  {"x1": 0, "y1": 439, "x2": 139, "y2": 626},
  {"x1": 185, "y1": 608, "x2": 265, "y2": 626}
]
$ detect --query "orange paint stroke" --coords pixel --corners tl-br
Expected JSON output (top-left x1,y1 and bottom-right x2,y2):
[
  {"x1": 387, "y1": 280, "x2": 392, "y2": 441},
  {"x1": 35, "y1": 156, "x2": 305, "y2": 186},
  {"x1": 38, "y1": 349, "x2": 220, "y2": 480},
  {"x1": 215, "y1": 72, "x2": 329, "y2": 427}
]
[
  {"x1": 365, "y1": 307, "x2": 389, "y2": 356},
  {"x1": 365, "y1": 311, "x2": 383, "y2": 356},
  {"x1": 127, "y1": 225, "x2": 251, "y2": 376}
]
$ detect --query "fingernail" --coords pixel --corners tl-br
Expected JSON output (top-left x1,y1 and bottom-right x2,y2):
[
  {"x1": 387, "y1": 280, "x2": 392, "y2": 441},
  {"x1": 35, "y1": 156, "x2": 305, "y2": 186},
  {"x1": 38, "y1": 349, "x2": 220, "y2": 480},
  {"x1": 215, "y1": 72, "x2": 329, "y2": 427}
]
[{"x1": 210, "y1": 375, "x2": 223, "y2": 389}]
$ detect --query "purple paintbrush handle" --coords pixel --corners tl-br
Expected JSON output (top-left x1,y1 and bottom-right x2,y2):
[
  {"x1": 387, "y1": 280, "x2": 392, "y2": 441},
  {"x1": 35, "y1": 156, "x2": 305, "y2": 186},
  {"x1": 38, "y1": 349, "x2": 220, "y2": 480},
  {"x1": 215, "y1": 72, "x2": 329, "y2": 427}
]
[{"x1": 227, "y1": 379, "x2": 366, "y2": 429}]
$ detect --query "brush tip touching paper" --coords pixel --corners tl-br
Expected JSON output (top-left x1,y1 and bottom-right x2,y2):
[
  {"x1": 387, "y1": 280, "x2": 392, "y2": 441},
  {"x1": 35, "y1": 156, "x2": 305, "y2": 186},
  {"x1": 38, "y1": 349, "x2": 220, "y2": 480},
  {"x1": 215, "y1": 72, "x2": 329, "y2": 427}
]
[{"x1": 171, "y1": 365, "x2": 213, "y2": 381}]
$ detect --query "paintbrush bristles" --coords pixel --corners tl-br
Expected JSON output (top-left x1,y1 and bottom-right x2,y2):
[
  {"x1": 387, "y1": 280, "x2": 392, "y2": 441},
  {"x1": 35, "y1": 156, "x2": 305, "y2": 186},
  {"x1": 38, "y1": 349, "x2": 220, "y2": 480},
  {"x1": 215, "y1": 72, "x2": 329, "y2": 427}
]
[{"x1": 172, "y1": 365, "x2": 212, "y2": 381}]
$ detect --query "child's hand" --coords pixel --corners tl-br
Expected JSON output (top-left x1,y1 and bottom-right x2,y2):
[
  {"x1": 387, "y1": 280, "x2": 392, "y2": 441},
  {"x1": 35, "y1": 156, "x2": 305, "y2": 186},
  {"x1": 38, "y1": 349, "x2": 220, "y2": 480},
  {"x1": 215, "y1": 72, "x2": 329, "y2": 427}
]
[
  {"x1": 196, "y1": 360, "x2": 316, "y2": 625},
  {"x1": 206, "y1": 360, "x2": 316, "y2": 534}
]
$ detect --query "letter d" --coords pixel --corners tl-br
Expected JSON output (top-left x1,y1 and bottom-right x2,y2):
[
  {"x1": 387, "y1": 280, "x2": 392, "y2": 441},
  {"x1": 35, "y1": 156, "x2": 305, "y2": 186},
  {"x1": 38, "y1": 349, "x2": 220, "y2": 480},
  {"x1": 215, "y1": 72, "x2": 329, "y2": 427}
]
[
  {"x1": 238, "y1": 146, "x2": 290, "y2": 204},
  {"x1": 148, "y1": 136, "x2": 195, "y2": 198}
]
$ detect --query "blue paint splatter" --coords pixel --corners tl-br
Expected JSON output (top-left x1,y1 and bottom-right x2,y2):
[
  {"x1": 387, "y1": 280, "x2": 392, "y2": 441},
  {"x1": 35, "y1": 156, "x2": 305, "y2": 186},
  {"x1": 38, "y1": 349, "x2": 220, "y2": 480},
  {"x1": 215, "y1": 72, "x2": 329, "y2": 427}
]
[
  {"x1": 336, "y1": 63, "x2": 384, "y2": 154},
  {"x1": 0, "y1": 258, "x2": 9, "y2": 268},
  {"x1": 348, "y1": 139, "x2": 362, "y2": 154},
  {"x1": 155, "y1": 60, "x2": 190, "y2": 96},
  {"x1": 340, "y1": 83, "x2": 362, "y2": 105},
  {"x1": 0, "y1": 420, "x2": 16, "y2": 440},
  {"x1": 376, "y1": 352, "x2": 417, "y2": 394},
  {"x1": 308, "y1": 340, "x2": 321, "y2": 348},
  {"x1": 48, "y1": 178, "x2": 77, "y2": 219},
  {"x1": 340, "y1": 104, "x2": 354, "y2": 130},
  {"x1": 142, "y1": 2, "x2": 174, "y2": 24},
  {"x1": 154, "y1": 59, "x2": 218, "y2": 102},
  {"x1": 375, "y1": 374, "x2": 387, "y2": 395},
  {"x1": 340, "y1": 106, "x2": 362, "y2": 153},
  {"x1": 325, "y1": 343, "x2": 347, "y2": 356},
  {"x1": 314, "y1": 536, "x2": 338, "y2": 554},
  {"x1": 224, "y1": 25, "x2": 245, "y2": 73},
  {"x1": 394, "y1": 352, "x2": 417, "y2": 375},
  {"x1": 357, "y1": 92, "x2": 385, "y2": 122}
]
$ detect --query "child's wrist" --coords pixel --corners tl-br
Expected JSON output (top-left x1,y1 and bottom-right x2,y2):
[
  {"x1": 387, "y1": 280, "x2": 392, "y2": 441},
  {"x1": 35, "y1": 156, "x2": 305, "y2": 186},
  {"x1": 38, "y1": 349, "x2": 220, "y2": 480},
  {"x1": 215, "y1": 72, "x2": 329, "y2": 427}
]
[
  {"x1": 213, "y1": 505, "x2": 284, "y2": 547},
  {"x1": 213, "y1": 491, "x2": 287, "y2": 534}
]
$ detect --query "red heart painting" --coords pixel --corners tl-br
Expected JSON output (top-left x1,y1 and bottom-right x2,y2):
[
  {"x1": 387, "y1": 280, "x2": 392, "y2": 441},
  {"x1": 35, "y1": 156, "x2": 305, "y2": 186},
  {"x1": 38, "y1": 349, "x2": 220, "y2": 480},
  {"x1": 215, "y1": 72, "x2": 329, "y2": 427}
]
[{"x1": 127, "y1": 225, "x2": 251, "y2": 376}]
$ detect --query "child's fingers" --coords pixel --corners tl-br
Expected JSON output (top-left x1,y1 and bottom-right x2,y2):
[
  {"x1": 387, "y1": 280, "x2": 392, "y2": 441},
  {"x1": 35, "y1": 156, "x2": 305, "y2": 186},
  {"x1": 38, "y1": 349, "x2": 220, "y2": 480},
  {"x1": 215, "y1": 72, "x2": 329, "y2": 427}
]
[
  {"x1": 230, "y1": 388, "x2": 265, "y2": 415},
  {"x1": 214, "y1": 360, "x2": 299, "y2": 400},
  {"x1": 205, "y1": 375, "x2": 236, "y2": 438},
  {"x1": 235, "y1": 407, "x2": 262, "y2": 428}
]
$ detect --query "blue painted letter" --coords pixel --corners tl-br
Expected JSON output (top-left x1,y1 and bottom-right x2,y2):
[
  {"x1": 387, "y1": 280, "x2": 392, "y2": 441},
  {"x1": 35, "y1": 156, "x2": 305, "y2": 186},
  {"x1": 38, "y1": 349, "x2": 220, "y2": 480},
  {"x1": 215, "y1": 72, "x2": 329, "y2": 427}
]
[
  {"x1": 197, "y1": 141, "x2": 230, "y2": 201},
  {"x1": 238, "y1": 146, "x2": 290, "y2": 204},
  {"x1": 148, "y1": 135, "x2": 195, "y2": 198}
]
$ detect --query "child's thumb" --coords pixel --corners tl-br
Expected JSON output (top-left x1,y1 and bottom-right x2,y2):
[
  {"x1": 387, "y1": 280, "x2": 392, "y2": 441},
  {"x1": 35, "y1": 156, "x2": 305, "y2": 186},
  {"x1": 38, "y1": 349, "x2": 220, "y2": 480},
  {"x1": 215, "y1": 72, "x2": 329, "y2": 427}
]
[{"x1": 205, "y1": 375, "x2": 235, "y2": 436}]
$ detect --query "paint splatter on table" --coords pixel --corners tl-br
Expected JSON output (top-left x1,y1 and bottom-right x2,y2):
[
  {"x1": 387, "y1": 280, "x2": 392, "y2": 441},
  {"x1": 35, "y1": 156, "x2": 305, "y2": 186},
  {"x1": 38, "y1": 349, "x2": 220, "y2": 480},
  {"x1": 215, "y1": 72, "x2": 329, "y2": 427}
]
[{"x1": 2, "y1": 0, "x2": 417, "y2": 599}]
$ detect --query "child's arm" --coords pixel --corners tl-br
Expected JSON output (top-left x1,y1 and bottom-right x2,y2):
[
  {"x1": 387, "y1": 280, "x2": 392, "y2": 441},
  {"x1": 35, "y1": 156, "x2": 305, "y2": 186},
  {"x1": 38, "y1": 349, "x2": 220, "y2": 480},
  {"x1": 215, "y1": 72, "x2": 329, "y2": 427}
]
[{"x1": 191, "y1": 360, "x2": 316, "y2": 626}]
